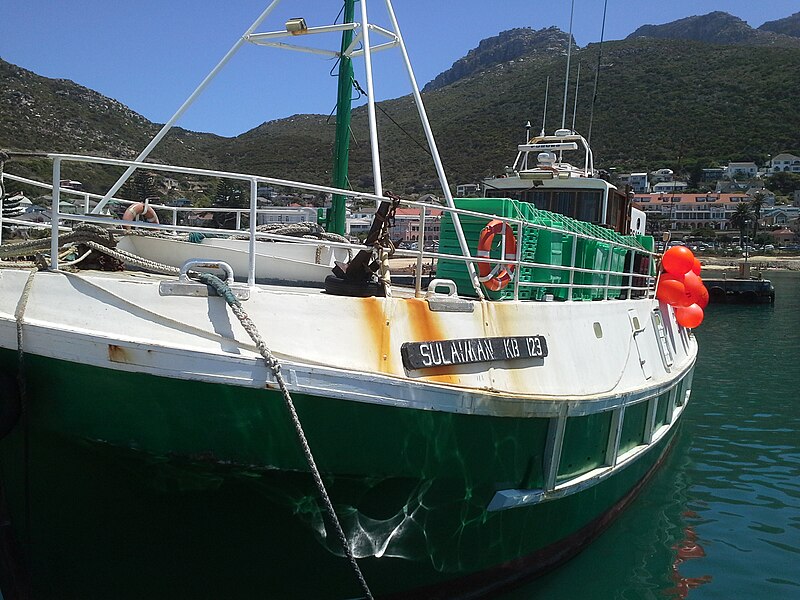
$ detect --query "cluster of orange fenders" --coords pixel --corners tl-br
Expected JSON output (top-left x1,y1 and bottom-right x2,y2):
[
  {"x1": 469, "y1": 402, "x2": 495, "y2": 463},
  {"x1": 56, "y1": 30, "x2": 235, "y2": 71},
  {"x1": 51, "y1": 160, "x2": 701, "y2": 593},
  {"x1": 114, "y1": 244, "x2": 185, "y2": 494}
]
[{"x1": 655, "y1": 246, "x2": 708, "y2": 328}]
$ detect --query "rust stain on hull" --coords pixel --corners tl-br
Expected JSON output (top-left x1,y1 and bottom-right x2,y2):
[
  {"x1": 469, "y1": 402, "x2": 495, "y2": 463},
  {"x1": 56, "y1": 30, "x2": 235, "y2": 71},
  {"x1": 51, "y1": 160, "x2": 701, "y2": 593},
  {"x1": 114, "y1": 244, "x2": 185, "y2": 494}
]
[
  {"x1": 107, "y1": 344, "x2": 152, "y2": 365},
  {"x1": 405, "y1": 298, "x2": 446, "y2": 343},
  {"x1": 357, "y1": 296, "x2": 484, "y2": 385},
  {"x1": 359, "y1": 296, "x2": 390, "y2": 373},
  {"x1": 108, "y1": 344, "x2": 129, "y2": 363},
  {"x1": 401, "y1": 297, "x2": 460, "y2": 384}
]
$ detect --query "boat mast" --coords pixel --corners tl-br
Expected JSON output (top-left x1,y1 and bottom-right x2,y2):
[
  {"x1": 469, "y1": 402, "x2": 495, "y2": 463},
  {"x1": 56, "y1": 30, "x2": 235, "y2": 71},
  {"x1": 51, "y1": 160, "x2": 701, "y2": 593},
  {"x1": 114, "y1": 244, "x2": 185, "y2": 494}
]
[
  {"x1": 571, "y1": 62, "x2": 581, "y2": 132},
  {"x1": 328, "y1": 0, "x2": 356, "y2": 235},
  {"x1": 560, "y1": 0, "x2": 575, "y2": 130},
  {"x1": 540, "y1": 76, "x2": 549, "y2": 136},
  {"x1": 360, "y1": 0, "x2": 384, "y2": 199},
  {"x1": 587, "y1": 0, "x2": 609, "y2": 145}
]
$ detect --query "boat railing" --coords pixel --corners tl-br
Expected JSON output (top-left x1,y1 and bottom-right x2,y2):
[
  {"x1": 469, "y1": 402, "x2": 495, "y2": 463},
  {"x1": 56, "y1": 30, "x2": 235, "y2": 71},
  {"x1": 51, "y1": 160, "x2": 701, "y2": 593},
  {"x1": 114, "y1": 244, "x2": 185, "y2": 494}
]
[
  {"x1": 1, "y1": 153, "x2": 658, "y2": 301},
  {"x1": 390, "y1": 207, "x2": 657, "y2": 301}
]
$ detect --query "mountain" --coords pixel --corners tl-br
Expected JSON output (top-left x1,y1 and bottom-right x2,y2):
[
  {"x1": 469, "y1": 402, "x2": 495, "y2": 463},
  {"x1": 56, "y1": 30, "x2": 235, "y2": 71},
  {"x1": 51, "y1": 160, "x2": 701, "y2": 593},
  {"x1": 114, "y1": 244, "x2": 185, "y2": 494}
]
[
  {"x1": 758, "y1": 12, "x2": 800, "y2": 38},
  {"x1": 2, "y1": 14, "x2": 800, "y2": 197},
  {"x1": 423, "y1": 27, "x2": 573, "y2": 92},
  {"x1": 0, "y1": 59, "x2": 221, "y2": 193},
  {"x1": 626, "y1": 11, "x2": 800, "y2": 47},
  {"x1": 246, "y1": 36, "x2": 800, "y2": 192}
]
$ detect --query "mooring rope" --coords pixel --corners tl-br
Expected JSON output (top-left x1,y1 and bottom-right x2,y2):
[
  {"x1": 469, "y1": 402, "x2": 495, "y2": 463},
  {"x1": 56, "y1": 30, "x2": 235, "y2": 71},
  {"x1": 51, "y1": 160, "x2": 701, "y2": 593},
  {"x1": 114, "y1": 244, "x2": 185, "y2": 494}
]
[
  {"x1": 194, "y1": 271, "x2": 374, "y2": 600},
  {"x1": 0, "y1": 204, "x2": 374, "y2": 596},
  {"x1": 81, "y1": 240, "x2": 180, "y2": 276},
  {"x1": 13, "y1": 269, "x2": 36, "y2": 546}
]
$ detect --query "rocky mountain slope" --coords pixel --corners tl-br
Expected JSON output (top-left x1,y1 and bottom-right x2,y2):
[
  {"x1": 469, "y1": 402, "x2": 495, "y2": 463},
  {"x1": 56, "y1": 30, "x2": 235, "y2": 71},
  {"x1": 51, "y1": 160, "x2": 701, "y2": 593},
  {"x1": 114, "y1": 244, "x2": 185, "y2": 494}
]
[
  {"x1": 758, "y1": 12, "x2": 800, "y2": 38},
  {"x1": 0, "y1": 59, "x2": 221, "y2": 193},
  {"x1": 627, "y1": 11, "x2": 800, "y2": 47},
  {"x1": 423, "y1": 27, "x2": 573, "y2": 92}
]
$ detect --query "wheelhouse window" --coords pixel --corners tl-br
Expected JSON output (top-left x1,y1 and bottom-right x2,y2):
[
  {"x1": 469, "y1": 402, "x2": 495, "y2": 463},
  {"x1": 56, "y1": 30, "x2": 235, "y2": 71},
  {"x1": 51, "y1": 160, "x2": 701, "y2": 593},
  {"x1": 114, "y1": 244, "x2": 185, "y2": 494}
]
[
  {"x1": 484, "y1": 189, "x2": 603, "y2": 224},
  {"x1": 482, "y1": 184, "x2": 629, "y2": 228}
]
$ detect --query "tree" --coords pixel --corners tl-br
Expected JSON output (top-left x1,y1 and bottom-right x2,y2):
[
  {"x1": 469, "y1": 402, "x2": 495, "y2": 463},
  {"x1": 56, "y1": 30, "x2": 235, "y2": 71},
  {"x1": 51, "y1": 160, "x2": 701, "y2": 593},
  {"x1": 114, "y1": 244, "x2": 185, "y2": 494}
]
[
  {"x1": 765, "y1": 172, "x2": 800, "y2": 196},
  {"x1": 646, "y1": 212, "x2": 670, "y2": 235},
  {"x1": 749, "y1": 191, "x2": 766, "y2": 242},
  {"x1": 212, "y1": 179, "x2": 247, "y2": 229},
  {"x1": 122, "y1": 170, "x2": 158, "y2": 203},
  {"x1": 729, "y1": 202, "x2": 753, "y2": 249}
]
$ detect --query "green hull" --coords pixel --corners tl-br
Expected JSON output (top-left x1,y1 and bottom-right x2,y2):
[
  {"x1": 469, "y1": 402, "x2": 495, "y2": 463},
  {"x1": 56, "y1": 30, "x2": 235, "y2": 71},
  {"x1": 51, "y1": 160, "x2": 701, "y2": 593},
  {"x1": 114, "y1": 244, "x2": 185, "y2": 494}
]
[{"x1": 0, "y1": 352, "x2": 686, "y2": 599}]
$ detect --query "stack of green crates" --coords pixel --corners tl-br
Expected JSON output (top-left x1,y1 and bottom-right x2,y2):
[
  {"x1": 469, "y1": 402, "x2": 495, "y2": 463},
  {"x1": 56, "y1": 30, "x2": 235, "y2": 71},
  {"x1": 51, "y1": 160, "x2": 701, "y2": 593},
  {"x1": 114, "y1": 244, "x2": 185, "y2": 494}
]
[
  {"x1": 517, "y1": 203, "x2": 541, "y2": 300},
  {"x1": 436, "y1": 199, "x2": 636, "y2": 301},
  {"x1": 561, "y1": 218, "x2": 597, "y2": 301},
  {"x1": 584, "y1": 223, "x2": 615, "y2": 299}
]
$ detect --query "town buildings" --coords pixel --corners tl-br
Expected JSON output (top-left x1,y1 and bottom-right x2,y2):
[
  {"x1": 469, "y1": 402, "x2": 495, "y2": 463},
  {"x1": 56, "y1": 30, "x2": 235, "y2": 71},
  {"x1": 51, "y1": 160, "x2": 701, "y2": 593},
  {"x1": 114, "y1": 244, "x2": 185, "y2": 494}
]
[
  {"x1": 388, "y1": 207, "x2": 442, "y2": 245},
  {"x1": 632, "y1": 191, "x2": 799, "y2": 234}
]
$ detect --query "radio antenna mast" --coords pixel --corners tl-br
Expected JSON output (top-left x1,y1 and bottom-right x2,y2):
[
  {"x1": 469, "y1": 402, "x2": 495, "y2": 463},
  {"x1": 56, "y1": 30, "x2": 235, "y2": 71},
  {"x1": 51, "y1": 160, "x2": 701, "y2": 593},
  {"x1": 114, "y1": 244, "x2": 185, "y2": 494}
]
[
  {"x1": 571, "y1": 62, "x2": 581, "y2": 132},
  {"x1": 588, "y1": 0, "x2": 609, "y2": 145},
  {"x1": 540, "y1": 76, "x2": 550, "y2": 136},
  {"x1": 560, "y1": 0, "x2": 576, "y2": 129}
]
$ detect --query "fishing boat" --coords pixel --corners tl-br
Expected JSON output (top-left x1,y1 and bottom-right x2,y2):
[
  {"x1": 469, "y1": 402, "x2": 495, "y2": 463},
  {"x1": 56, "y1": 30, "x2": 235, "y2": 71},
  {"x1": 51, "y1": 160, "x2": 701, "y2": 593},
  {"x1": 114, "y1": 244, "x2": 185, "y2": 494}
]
[{"x1": 0, "y1": 2, "x2": 697, "y2": 599}]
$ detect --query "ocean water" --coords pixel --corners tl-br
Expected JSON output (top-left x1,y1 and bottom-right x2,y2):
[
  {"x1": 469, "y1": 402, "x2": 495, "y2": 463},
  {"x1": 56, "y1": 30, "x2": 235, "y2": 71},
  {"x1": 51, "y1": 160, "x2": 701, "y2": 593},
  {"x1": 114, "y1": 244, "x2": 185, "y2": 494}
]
[{"x1": 504, "y1": 270, "x2": 800, "y2": 599}]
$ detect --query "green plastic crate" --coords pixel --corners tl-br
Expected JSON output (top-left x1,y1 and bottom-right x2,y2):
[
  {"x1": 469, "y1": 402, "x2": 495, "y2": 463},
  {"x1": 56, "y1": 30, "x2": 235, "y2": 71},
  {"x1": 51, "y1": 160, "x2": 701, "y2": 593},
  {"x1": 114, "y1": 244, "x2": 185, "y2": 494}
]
[
  {"x1": 528, "y1": 210, "x2": 576, "y2": 300},
  {"x1": 436, "y1": 198, "x2": 526, "y2": 299}
]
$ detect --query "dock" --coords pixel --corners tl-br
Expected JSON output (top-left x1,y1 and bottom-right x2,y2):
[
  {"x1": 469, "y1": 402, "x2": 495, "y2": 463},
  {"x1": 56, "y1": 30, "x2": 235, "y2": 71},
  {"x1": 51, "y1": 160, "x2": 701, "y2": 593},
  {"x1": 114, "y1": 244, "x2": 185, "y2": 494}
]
[{"x1": 705, "y1": 264, "x2": 775, "y2": 304}]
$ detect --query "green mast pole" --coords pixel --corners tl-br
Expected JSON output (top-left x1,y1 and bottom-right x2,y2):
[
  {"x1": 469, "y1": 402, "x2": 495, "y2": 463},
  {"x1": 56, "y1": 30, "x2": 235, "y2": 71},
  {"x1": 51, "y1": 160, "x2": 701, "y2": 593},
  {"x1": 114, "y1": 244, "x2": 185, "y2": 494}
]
[{"x1": 328, "y1": 0, "x2": 356, "y2": 236}]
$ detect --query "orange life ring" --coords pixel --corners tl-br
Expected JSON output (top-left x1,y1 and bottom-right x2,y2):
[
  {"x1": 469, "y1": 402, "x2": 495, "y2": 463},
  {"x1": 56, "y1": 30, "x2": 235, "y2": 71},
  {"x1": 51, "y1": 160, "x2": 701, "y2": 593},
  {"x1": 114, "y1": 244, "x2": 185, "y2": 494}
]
[
  {"x1": 476, "y1": 219, "x2": 517, "y2": 291},
  {"x1": 123, "y1": 202, "x2": 159, "y2": 224}
]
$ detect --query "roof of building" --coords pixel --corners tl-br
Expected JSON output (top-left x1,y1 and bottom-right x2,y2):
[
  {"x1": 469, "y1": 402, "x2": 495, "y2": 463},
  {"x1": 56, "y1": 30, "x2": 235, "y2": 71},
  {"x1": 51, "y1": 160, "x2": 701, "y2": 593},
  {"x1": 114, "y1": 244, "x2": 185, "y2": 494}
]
[
  {"x1": 771, "y1": 153, "x2": 800, "y2": 162},
  {"x1": 632, "y1": 193, "x2": 751, "y2": 205}
]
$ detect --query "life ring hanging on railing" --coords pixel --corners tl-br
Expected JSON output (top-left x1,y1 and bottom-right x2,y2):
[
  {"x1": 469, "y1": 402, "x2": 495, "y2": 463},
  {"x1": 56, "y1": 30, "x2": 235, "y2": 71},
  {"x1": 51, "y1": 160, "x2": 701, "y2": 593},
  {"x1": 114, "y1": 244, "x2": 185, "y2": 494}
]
[
  {"x1": 476, "y1": 219, "x2": 517, "y2": 291},
  {"x1": 122, "y1": 202, "x2": 159, "y2": 224}
]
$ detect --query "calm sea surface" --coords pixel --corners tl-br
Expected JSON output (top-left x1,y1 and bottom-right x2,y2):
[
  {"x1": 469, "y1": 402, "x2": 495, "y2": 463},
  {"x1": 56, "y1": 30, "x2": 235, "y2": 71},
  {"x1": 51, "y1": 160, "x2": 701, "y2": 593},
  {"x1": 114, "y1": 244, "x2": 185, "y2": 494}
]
[{"x1": 503, "y1": 270, "x2": 800, "y2": 599}]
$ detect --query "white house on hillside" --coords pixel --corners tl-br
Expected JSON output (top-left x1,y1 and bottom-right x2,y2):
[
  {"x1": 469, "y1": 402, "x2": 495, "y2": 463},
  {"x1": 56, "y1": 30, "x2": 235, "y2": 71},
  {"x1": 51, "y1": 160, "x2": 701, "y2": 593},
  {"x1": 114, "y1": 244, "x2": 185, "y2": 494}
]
[
  {"x1": 652, "y1": 181, "x2": 688, "y2": 193},
  {"x1": 628, "y1": 173, "x2": 649, "y2": 193},
  {"x1": 650, "y1": 168, "x2": 674, "y2": 184},
  {"x1": 726, "y1": 162, "x2": 758, "y2": 179},
  {"x1": 770, "y1": 153, "x2": 800, "y2": 174}
]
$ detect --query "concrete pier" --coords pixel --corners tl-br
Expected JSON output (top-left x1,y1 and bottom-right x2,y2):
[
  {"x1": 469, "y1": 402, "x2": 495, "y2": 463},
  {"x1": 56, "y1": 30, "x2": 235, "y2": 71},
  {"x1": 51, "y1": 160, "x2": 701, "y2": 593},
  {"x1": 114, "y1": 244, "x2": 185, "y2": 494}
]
[{"x1": 705, "y1": 267, "x2": 775, "y2": 304}]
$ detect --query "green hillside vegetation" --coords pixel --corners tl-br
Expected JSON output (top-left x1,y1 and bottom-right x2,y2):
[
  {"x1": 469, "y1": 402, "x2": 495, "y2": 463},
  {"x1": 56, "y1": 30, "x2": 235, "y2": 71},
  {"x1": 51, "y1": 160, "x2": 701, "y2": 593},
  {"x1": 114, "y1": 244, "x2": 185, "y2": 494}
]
[
  {"x1": 0, "y1": 60, "x2": 220, "y2": 197},
  {"x1": 2, "y1": 36, "x2": 800, "y2": 198},
  {"x1": 327, "y1": 39, "x2": 800, "y2": 191}
]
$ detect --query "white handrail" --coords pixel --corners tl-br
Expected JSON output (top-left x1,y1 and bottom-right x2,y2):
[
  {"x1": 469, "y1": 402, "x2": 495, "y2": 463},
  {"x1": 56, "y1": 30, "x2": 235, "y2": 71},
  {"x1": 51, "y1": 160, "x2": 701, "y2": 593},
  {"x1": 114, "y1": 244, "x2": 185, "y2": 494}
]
[{"x1": 23, "y1": 153, "x2": 656, "y2": 301}]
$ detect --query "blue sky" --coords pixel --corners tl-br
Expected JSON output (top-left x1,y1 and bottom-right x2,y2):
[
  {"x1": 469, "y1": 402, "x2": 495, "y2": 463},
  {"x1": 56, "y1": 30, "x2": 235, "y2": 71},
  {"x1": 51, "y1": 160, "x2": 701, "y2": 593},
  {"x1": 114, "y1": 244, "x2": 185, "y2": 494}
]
[{"x1": 1, "y1": 0, "x2": 797, "y2": 137}]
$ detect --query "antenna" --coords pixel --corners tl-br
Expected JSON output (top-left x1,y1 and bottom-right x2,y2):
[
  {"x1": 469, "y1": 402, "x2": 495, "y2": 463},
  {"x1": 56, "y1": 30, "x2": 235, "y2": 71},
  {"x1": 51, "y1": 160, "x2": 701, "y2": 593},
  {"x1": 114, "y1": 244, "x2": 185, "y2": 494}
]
[
  {"x1": 525, "y1": 120, "x2": 531, "y2": 143},
  {"x1": 560, "y1": 0, "x2": 576, "y2": 130},
  {"x1": 588, "y1": 0, "x2": 609, "y2": 145},
  {"x1": 571, "y1": 61, "x2": 581, "y2": 132},
  {"x1": 540, "y1": 76, "x2": 550, "y2": 136}
]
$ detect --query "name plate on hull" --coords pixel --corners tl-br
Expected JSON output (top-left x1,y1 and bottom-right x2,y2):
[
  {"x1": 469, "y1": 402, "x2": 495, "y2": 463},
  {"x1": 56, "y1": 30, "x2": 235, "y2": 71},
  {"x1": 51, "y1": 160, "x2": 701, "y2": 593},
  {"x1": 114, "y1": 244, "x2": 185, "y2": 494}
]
[{"x1": 401, "y1": 336, "x2": 548, "y2": 370}]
